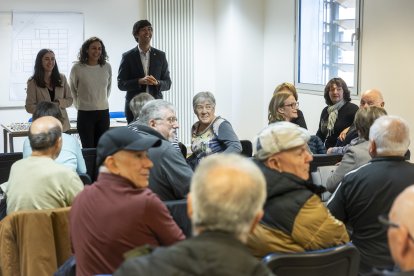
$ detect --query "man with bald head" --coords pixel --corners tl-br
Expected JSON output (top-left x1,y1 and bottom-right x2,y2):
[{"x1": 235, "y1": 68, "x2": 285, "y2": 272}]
[
  {"x1": 5, "y1": 116, "x2": 83, "y2": 214},
  {"x1": 383, "y1": 185, "x2": 414, "y2": 275},
  {"x1": 329, "y1": 89, "x2": 385, "y2": 153}
]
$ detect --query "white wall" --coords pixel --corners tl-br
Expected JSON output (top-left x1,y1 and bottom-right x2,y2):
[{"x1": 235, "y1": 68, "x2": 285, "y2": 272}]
[
  {"x1": 0, "y1": 0, "x2": 145, "y2": 152},
  {"x1": 359, "y1": 0, "x2": 414, "y2": 155}
]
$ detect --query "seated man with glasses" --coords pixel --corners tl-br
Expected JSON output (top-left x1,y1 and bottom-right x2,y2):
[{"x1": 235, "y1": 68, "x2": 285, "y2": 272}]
[
  {"x1": 247, "y1": 122, "x2": 349, "y2": 258},
  {"x1": 328, "y1": 115, "x2": 414, "y2": 274},
  {"x1": 128, "y1": 99, "x2": 193, "y2": 200},
  {"x1": 375, "y1": 185, "x2": 414, "y2": 275},
  {"x1": 187, "y1": 91, "x2": 242, "y2": 169}
]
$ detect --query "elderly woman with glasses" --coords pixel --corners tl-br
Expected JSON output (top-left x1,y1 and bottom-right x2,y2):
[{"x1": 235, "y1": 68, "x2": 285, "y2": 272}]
[{"x1": 187, "y1": 91, "x2": 242, "y2": 169}]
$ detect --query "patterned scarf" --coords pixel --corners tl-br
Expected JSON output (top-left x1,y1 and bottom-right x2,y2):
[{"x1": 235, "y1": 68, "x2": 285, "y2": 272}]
[{"x1": 326, "y1": 99, "x2": 345, "y2": 137}]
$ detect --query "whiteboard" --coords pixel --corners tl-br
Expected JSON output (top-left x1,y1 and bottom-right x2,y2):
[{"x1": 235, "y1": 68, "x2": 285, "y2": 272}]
[{"x1": 0, "y1": 11, "x2": 84, "y2": 107}]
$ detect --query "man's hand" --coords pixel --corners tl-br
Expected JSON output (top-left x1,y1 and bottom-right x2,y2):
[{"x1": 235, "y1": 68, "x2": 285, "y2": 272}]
[
  {"x1": 138, "y1": 75, "x2": 158, "y2": 86},
  {"x1": 338, "y1": 127, "x2": 350, "y2": 141}
]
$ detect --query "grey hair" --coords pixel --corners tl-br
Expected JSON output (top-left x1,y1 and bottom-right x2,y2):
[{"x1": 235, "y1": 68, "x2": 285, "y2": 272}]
[
  {"x1": 190, "y1": 153, "x2": 266, "y2": 241},
  {"x1": 137, "y1": 99, "x2": 175, "y2": 126},
  {"x1": 192, "y1": 91, "x2": 216, "y2": 111},
  {"x1": 369, "y1": 115, "x2": 410, "y2": 156},
  {"x1": 29, "y1": 126, "x2": 62, "y2": 151},
  {"x1": 129, "y1": 93, "x2": 155, "y2": 121}
]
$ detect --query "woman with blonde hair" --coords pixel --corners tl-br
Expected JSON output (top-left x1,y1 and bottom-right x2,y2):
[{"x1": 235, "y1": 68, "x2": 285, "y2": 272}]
[
  {"x1": 268, "y1": 91, "x2": 299, "y2": 124},
  {"x1": 273, "y1": 82, "x2": 307, "y2": 128},
  {"x1": 268, "y1": 86, "x2": 325, "y2": 154}
]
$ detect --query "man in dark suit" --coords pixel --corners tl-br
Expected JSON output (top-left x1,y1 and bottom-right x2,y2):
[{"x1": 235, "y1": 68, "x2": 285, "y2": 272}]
[{"x1": 118, "y1": 20, "x2": 172, "y2": 123}]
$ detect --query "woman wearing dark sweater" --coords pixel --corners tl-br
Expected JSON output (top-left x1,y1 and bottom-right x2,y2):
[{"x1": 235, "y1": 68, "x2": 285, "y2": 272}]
[{"x1": 316, "y1": 78, "x2": 358, "y2": 149}]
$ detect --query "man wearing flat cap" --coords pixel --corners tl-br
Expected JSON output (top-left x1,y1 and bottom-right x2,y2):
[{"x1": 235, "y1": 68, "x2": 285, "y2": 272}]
[
  {"x1": 246, "y1": 121, "x2": 349, "y2": 258},
  {"x1": 69, "y1": 127, "x2": 184, "y2": 276},
  {"x1": 118, "y1": 19, "x2": 172, "y2": 123}
]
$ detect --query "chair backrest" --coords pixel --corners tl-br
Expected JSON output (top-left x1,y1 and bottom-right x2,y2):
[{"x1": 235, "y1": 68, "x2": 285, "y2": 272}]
[
  {"x1": 163, "y1": 199, "x2": 191, "y2": 238},
  {"x1": 240, "y1": 140, "x2": 253, "y2": 157},
  {"x1": 0, "y1": 152, "x2": 23, "y2": 184},
  {"x1": 263, "y1": 243, "x2": 360, "y2": 276},
  {"x1": 0, "y1": 207, "x2": 71, "y2": 276},
  {"x1": 81, "y1": 148, "x2": 97, "y2": 182},
  {"x1": 310, "y1": 153, "x2": 343, "y2": 172}
]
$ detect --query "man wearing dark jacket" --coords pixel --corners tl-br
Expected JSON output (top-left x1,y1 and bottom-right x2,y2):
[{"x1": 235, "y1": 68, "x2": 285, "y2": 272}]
[
  {"x1": 118, "y1": 20, "x2": 172, "y2": 123},
  {"x1": 128, "y1": 99, "x2": 192, "y2": 200},
  {"x1": 114, "y1": 154, "x2": 274, "y2": 276},
  {"x1": 328, "y1": 115, "x2": 414, "y2": 274},
  {"x1": 247, "y1": 122, "x2": 349, "y2": 258}
]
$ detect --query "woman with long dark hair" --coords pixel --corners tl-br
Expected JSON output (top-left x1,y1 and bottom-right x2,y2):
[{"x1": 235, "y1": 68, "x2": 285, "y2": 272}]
[{"x1": 25, "y1": 49, "x2": 73, "y2": 132}]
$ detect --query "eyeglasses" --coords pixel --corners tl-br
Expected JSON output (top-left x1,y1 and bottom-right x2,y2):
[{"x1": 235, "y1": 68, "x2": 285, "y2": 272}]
[
  {"x1": 195, "y1": 104, "x2": 214, "y2": 112},
  {"x1": 155, "y1": 116, "x2": 178, "y2": 124},
  {"x1": 378, "y1": 214, "x2": 414, "y2": 242},
  {"x1": 284, "y1": 102, "x2": 299, "y2": 109}
]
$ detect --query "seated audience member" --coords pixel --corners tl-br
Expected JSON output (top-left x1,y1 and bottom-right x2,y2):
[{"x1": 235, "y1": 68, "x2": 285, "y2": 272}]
[
  {"x1": 379, "y1": 185, "x2": 414, "y2": 275},
  {"x1": 22, "y1": 101, "x2": 86, "y2": 174},
  {"x1": 268, "y1": 91, "x2": 298, "y2": 124},
  {"x1": 128, "y1": 100, "x2": 193, "y2": 200},
  {"x1": 187, "y1": 91, "x2": 242, "y2": 169},
  {"x1": 247, "y1": 122, "x2": 349, "y2": 258},
  {"x1": 114, "y1": 154, "x2": 274, "y2": 276},
  {"x1": 129, "y1": 93, "x2": 184, "y2": 155},
  {"x1": 6, "y1": 116, "x2": 83, "y2": 214},
  {"x1": 328, "y1": 89, "x2": 385, "y2": 154},
  {"x1": 69, "y1": 127, "x2": 185, "y2": 276},
  {"x1": 268, "y1": 91, "x2": 325, "y2": 154},
  {"x1": 316, "y1": 77, "x2": 358, "y2": 149},
  {"x1": 273, "y1": 82, "x2": 307, "y2": 129},
  {"x1": 328, "y1": 115, "x2": 414, "y2": 274},
  {"x1": 129, "y1": 92, "x2": 154, "y2": 121},
  {"x1": 326, "y1": 106, "x2": 387, "y2": 192}
]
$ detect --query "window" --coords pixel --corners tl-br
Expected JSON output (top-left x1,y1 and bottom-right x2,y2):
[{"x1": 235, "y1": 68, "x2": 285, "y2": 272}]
[{"x1": 295, "y1": 0, "x2": 361, "y2": 94}]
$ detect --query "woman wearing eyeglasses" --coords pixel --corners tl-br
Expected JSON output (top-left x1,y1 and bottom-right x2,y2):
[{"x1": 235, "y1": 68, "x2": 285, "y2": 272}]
[
  {"x1": 268, "y1": 91, "x2": 299, "y2": 124},
  {"x1": 268, "y1": 91, "x2": 326, "y2": 154},
  {"x1": 273, "y1": 82, "x2": 307, "y2": 129},
  {"x1": 187, "y1": 91, "x2": 242, "y2": 170}
]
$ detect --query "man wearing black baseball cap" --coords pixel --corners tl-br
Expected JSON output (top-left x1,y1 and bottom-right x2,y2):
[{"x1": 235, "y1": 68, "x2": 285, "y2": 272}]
[
  {"x1": 69, "y1": 127, "x2": 184, "y2": 276},
  {"x1": 118, "y1": 19, "x2": 172, "y2": 123}
]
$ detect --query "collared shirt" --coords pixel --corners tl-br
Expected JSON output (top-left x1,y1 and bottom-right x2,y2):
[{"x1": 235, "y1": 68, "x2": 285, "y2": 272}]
[{"x1": 138, "y1": 45, "x2": 151, "y2": 93}]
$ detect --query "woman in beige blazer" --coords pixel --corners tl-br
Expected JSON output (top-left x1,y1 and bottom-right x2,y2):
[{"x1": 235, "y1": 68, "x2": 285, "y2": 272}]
[{"x1": 25, "y1": 49, "x2": 73, "y2": 132}]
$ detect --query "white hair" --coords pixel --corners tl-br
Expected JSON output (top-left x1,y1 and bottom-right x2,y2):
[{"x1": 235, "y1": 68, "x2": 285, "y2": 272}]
[
  {"x1": 137, "y1": 99, "x2": 175, "y2": 126},
  {"x1": 190, "y1": 154, "x2": 266, "y2": 241},
  {"x1": 369, "y1": 115, "x2": 410, "y2": 156}
]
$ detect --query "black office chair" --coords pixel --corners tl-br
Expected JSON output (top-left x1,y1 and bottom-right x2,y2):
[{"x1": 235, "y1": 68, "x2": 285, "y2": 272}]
[
  {"x1": 309, "y1": 153, "x2": 343, "y2": 201},
  {"x1": 263, "y1": 243, "x2": 360, "y2": 276},
  {"x1": 240, "y1": 140, "x2": 253, "y2": 157},
  {"x1": 310, "y1": 153, "x2": 343, "y2": 173},
  {"x1": 163, "y1": 199, "x2": 191, "y2": 238},
  {"x1": 0, "y1": 152, "x2": 23, "y2": 183}
]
